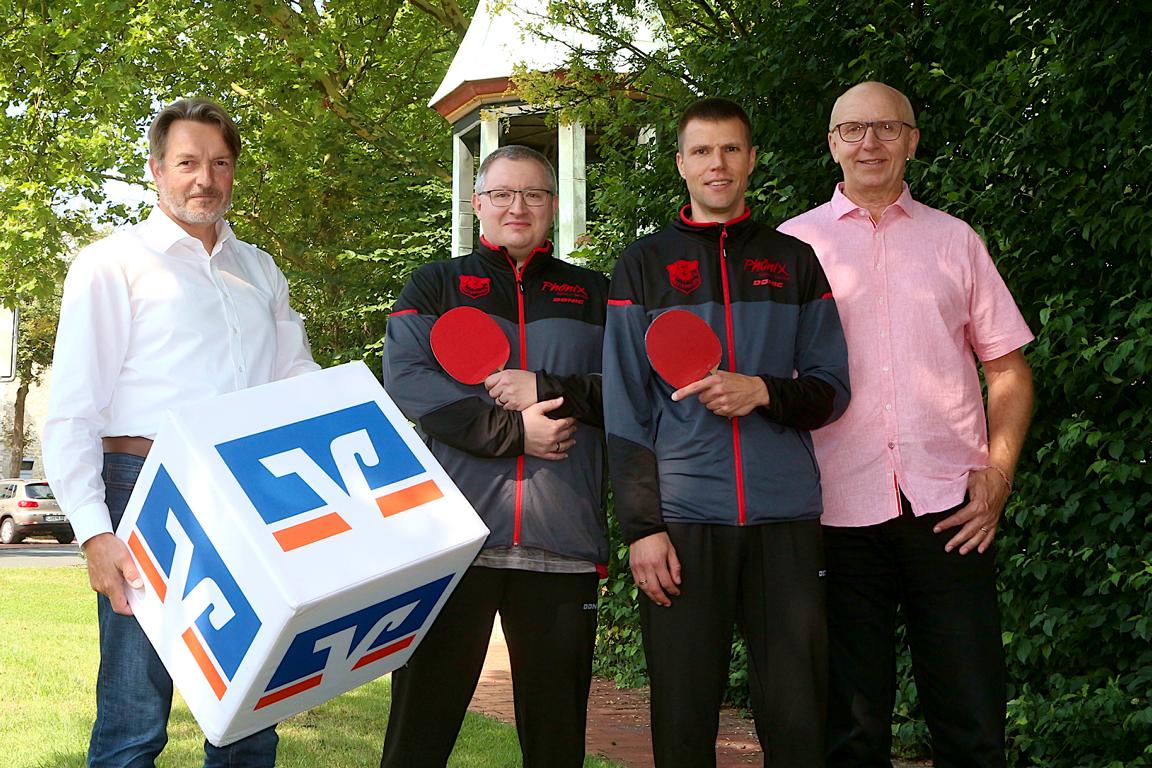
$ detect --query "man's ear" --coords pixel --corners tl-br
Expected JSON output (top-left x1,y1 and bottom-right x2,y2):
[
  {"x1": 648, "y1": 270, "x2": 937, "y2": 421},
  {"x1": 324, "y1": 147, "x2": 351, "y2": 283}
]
[{"x1": 906, "y1": 127, "x2": 920, "y2": 161}]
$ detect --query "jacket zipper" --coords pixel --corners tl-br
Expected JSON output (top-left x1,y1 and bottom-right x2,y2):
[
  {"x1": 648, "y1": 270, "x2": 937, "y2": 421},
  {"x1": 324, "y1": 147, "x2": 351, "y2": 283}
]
[
  {"x1": 509, "y1": 253, "x2": 530, "y2": 546},
  {"x1": 718, "y1": 226, "x2": 747, "y2": 525}
]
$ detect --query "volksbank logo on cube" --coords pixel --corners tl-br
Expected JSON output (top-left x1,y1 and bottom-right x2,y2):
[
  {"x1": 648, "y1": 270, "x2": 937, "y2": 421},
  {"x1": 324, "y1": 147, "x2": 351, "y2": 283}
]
[
  {"x1": 216, "y1": 402, "x2": 445, "y2": 552},
  {"x1": 116, "y1": 362, "x2": 487, "y2": 747},
  {"x1": 253, "y1": 574, "x2": 453, "y2": 710},
  {"x1": 127, "y1": 467, "x2": 261, "y2": 701}
]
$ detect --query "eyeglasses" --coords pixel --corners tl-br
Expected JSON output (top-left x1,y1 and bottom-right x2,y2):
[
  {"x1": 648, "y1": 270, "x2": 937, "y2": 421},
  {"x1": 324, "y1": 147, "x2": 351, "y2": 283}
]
[
  {"x1": 830, "y1": 121, "x2": 916, "y2": 143},
  {"x1": 478, "y1": 188, "x2": 554, "y2": 207}
]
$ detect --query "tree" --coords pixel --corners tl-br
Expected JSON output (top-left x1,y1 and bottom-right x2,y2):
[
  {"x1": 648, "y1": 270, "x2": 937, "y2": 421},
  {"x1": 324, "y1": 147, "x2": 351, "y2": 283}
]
[
  {"x1": 2, "y1": 293, "x2": 58, "y2": 476},
  {"x1": 1, "y1": 0, "x2": 475, "y2": 371}
]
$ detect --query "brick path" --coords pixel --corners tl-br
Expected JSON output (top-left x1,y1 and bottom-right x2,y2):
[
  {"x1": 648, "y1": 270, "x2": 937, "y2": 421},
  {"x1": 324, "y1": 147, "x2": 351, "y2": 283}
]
[
  {"x1": 467, "y1": 622, "x2": 761, "y2": 767},
  {"x1": 467, "y1": 622, "x2": 931, "y2": 767}
]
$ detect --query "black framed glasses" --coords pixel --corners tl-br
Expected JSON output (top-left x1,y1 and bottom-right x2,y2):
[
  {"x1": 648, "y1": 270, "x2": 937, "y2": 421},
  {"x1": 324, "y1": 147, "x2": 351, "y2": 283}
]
[
  {"x1": 830, "y1": 121, "x2": 916, "y2": 143},
  {"x1": 478, "y1": 188, "x2": 554, "y2": 207}
]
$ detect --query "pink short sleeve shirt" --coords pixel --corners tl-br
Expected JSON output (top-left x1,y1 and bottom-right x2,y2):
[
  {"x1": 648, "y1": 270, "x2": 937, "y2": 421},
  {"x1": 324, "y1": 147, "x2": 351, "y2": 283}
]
[{"x1": 779, "y1": 184, "x2": 1034, "y2": 527}]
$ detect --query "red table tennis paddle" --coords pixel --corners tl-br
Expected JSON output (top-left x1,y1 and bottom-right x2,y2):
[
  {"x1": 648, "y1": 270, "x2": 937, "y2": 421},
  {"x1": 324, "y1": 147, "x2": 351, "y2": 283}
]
[
  {"x1": 430, "y1": 306, "x2": 510, "y2": 385},
  {"x1": 644, "y1": 309, "x2": 722, "y2": 389}
]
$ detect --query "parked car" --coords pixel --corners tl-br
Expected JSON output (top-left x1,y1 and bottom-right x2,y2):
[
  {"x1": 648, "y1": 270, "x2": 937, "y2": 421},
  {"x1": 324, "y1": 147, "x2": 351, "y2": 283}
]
[{"x1": 0, "y1": 479, "x2": 74, "y2": 544}]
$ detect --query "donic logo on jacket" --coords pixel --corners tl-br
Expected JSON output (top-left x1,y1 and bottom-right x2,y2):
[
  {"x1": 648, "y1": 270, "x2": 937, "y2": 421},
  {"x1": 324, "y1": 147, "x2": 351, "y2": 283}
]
[
  {"x1": 215, "y1": 402, "x2": 445, "y2": 552},
  {"x1": 126, "y1": 467, "x2": 261, "y2": 701},
  {"x1": 253, "y1": 574, "x2": 454, "y2": 710}
]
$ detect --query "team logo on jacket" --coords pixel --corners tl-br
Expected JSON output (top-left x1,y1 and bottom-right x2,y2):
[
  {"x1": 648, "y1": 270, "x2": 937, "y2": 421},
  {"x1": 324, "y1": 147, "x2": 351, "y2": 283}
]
[
  {"x1": 743, "y1": 258, "x2": 791, "y2": 288},
  {"x1": 459, "y1": 275, "x2": 491, "y2": 299},
  {"x1": 541, "y1": 280, "x2": 589, "y2": 304},
  {"x1": 667, "y1": 259, "x2": 702, "y2": 294}
]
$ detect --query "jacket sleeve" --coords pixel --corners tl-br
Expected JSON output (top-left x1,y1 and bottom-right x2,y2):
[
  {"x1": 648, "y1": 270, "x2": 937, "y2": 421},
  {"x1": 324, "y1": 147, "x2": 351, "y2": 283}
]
[
  {"x1": 382, "y1": 265, "x2": 525, "y2": 458},
  {"x1": 536, "y1": 371, "x2": 603, "y2": 428},
  {"x1": 759, "y1": 241, "x2": 850, "y2": 429},
  {"x1": 758, "y1": 376, "x2": 837, "y2": 430},
  {"x1": 603, "y1": 248, "x2": 665, "y2": 544}
]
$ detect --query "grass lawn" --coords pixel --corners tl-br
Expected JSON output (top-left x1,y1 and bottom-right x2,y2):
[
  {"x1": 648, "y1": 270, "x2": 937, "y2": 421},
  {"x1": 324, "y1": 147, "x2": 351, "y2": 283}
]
[{"x1": 0, "y1": 567, "x2": 622, "y2": 768}]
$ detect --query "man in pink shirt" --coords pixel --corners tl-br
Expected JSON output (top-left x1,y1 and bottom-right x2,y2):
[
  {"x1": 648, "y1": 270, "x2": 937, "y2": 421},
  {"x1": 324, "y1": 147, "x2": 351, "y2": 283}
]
[{"x1": 779, "y1": 81, "x2": 1035, "y2": 767}]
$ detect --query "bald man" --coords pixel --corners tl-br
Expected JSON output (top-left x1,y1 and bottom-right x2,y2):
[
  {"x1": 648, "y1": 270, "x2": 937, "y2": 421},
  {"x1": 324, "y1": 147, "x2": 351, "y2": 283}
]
[{"x1": 780, "y1": 82, "x2": 1035, "y2": 767}]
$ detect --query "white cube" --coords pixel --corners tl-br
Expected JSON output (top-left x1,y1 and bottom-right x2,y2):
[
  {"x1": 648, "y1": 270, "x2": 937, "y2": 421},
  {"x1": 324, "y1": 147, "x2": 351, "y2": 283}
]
[{"x1": 117, "y1": 361, "x2": 488, "y2": 746}]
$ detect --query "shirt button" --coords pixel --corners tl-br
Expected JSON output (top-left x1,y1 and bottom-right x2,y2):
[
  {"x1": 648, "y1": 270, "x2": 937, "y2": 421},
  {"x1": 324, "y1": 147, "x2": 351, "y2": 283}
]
[
  {"x1": 874, "y1": 263, "x2": 882, "y2": 271},
  {"x1": 880, "y1": 331, "x2": 887, "y2": 338},
  {"x1": 888, "y1": 441, "x2": 895, "y2": 449},
  {"x1": 882, "y1": 365, "x2": 890, "y2": 372},
  {"x1": 885, "y1": 403, "x2": 892, "y2": 411}
]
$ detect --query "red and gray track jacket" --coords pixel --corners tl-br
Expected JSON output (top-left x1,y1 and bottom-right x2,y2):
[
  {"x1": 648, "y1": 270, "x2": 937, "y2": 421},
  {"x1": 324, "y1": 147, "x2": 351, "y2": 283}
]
[
  {"x1": 383, "y1": 238, "x2": 609, "y2": 564},
  {"x1": 603, "y1": 208, "x2": 851, "y2": 544}
]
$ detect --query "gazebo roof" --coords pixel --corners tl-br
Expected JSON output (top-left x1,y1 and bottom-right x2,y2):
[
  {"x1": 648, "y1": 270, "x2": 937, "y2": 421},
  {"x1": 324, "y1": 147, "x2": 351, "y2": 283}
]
[{"x1": 429, "y1": 0, "x2": 662, "y2": 124}]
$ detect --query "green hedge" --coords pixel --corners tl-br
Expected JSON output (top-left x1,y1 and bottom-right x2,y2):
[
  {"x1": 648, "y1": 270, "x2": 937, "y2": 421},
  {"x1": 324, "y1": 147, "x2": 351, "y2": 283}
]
[{"x1": 568, "y1": 2, "x2": 1150, "y2": 765}]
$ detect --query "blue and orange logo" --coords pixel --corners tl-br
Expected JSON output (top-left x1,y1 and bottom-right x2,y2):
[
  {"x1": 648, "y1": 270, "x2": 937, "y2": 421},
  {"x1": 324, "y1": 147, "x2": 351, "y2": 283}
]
[
  {"x1": 215, "y1": 402, "x2": 445, "y2": 552},
  {"x1": 127, "y1": 467, "x2": 261, "y2": 701},
  {"x1": 253, "y1": 575, "x2": 454, "y2": 710}
]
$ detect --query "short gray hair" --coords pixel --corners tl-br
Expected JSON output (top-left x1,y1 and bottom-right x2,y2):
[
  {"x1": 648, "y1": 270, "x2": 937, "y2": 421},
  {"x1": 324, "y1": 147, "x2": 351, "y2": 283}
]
[
  {"x1": 149, "y1": 98, "x2": 241, "y2": 163},
  {"x1": 475, "y1": 145, "x2": 557, "y2": 194}
]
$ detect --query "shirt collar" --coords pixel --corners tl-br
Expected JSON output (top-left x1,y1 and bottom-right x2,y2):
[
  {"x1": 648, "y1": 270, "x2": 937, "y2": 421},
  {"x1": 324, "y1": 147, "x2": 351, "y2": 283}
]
[
  {"x1": 141, "y1": 207, "x2": 234, "y2": 257},
  {"x1": 830, "y1": 182, "x2": 915, "y2": 221}
]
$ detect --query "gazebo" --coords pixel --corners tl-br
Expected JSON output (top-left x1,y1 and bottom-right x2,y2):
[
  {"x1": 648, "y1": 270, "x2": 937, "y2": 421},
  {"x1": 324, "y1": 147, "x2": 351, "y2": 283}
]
[{"x1": 428, "y1": 0, "x2": 661, "y2": 260}]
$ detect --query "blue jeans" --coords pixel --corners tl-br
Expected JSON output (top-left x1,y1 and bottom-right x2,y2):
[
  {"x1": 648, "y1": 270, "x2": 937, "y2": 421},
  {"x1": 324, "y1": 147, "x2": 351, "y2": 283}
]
[{"x1": 88, "y1": 453, "x2": 278, "y2": 768}]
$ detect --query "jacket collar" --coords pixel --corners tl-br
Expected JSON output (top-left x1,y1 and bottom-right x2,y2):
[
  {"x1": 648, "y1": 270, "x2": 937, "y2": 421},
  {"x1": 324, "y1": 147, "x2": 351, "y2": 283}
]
[
  {"x1": 478, "y1": 235, "x2": 554, "y2": 276},
  {"x1": 673, "y1": 204, "x2": 753, "y2": 236}
]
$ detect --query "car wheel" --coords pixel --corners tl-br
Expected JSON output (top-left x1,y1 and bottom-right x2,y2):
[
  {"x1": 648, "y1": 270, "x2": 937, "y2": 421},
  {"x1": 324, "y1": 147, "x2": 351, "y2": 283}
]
[
  {"x1": 0, "y1": 517, "x2": 21, "y2": 545},
  {"x1": 55, "y1": 533, "x2": 75, "y2": 544}
]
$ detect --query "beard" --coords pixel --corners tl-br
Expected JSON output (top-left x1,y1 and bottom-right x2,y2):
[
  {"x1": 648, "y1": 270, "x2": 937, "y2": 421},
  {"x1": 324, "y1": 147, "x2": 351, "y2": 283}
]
[{"x1": 158, "y1": 184, "x2": 231, "y2": 225}]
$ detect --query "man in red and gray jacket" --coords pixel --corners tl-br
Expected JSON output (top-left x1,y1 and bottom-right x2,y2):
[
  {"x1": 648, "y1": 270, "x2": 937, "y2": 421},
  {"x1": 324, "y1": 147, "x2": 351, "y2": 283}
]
[
  {"x1": 603, "y1": 98, "x2": 851, "y2": 767},
  {"x1": 380, "y1": 144, "x2": 608, "y2": 768}
]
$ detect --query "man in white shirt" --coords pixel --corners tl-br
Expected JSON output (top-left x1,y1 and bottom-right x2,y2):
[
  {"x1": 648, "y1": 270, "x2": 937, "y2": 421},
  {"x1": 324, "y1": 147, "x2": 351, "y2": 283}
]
[{"x1": 43, "y1": 98, "x2": 318, "y2": 767}]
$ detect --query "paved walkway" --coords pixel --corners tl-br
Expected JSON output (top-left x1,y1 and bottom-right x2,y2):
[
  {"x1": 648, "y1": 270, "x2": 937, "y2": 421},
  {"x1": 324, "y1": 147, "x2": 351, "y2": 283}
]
[
  {"x1": 468, "y1": 623, "x2": 932, "y2": 768},
  {"x1": 0, "y1": 541, "x2": 83, "y2": 567}
]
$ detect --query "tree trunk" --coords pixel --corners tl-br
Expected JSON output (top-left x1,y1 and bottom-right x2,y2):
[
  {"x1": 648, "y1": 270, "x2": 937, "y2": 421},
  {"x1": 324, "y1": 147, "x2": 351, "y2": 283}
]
[{"x1": 5, "y1": 380, "x2": 28, "y2": 477}]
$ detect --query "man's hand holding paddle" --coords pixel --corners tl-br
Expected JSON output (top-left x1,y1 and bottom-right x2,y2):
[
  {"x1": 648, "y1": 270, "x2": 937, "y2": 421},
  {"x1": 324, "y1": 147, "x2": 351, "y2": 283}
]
[
  {"x1": 645, "y1": 308, "x2": 769, "y2": 417},
  {"x1": 671, "y1": 372, "x2": 770, "y2": 418}
]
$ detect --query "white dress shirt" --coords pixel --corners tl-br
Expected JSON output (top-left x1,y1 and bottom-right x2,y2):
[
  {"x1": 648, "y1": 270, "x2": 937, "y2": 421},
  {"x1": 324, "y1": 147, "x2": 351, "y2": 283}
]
[{"x1": 43, "y1": 208, "x2": 319, "y2": 545}]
